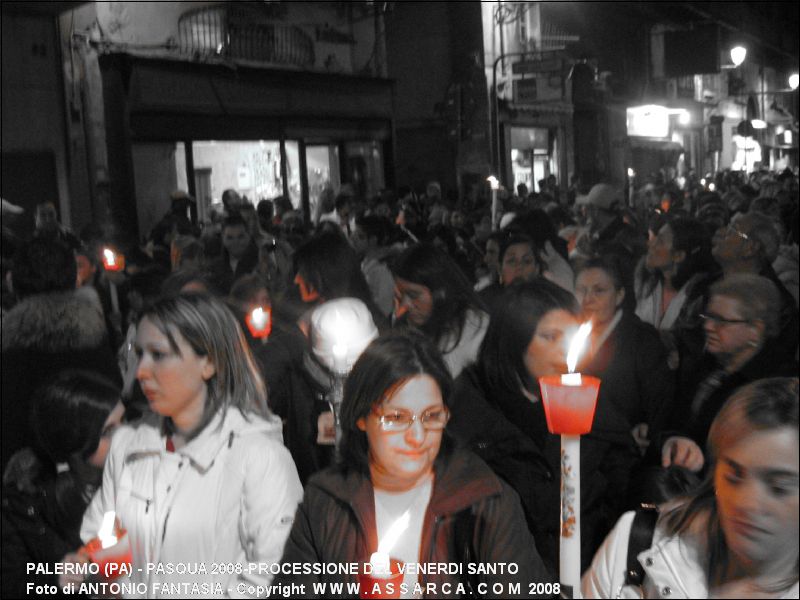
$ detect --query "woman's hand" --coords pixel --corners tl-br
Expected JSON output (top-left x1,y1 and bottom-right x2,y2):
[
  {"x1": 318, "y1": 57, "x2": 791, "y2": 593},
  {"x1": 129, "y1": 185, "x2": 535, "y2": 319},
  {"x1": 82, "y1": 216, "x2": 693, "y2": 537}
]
[
  {"x1": 631, "y1": 423, "x2": 650, "y2": 455},
  {"x1": 58, "y1": 552, "x2": 90, "y2": 588},
  {"x1": 662, "y1": 436, "x2": 705, "y2": 472}
]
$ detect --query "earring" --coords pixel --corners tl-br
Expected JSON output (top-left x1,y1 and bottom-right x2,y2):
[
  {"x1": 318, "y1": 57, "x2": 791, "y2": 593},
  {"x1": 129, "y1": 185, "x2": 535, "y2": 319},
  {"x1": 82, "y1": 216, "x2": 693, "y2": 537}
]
[{"x1": 747, "y1": 340, "x2": 758, "y2": 348}]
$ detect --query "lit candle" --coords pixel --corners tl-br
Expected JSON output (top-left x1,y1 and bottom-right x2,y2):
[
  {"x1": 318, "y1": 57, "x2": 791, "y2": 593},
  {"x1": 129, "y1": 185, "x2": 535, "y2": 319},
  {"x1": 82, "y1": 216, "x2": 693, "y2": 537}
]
[
  {"x1": 102, "y1": 248, "x2": 125, "y2": 272},
  {"x1": 370, "y1": 510, "x2": 409, "y2": 577},
  {"x1": 246, "y1": 306, "x2": 272, "y2": 339},
  {"x1": 103, "y1": 249, "x2": 116, "y2": 269},
  {"x1": 98, "y1": 511, "x2": 118, "y2": 549},
  {"x1": 538, "y1": 321, "x2": 601, "y2": 600},
  {"x1": 561, "y1": 322, "x2": 592, "y2": 386},
  {"x1": 79, "y1": 511, "x2": 132, "y2": 582}
]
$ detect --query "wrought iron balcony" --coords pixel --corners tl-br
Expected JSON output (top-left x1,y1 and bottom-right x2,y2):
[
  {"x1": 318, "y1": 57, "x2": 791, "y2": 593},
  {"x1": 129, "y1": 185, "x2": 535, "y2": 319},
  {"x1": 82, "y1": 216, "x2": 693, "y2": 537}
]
[{"x1": 178, "y1": 4, "x2": 315, "y2": 68}]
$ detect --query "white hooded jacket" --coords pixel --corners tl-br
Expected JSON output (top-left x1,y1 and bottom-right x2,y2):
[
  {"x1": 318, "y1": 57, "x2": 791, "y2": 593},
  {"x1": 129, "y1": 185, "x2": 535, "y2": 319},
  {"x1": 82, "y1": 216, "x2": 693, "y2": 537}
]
[
  {"x1": 81, "y1": 408, "x2": 303, "y2": 598},
  {"x1": 582, "y1": 511, "x2": 799, "y2": 599}
]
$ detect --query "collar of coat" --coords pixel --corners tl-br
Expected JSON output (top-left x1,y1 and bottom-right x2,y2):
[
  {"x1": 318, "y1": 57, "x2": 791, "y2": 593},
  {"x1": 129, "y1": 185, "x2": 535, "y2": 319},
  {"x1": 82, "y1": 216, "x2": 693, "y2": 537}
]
[
  {"x1": 2, "y1": 290, "x2": 108, "y2": 352},
  {"x1": 307, "y1": 448, "x2": 504, "y2": 519},
  {"x1": 122, "y1": 408, "x2": 284, "y2": 472}
]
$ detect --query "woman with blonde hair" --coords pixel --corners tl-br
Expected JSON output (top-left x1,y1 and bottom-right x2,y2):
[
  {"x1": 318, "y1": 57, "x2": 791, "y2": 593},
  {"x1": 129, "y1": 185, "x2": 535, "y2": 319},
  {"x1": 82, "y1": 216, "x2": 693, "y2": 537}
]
[
  {"x1": 584, "y1": 377, "x2": 799, "y2": 598},
  {"x1": 75, "y1": 293, "x2": 303, "y2": 594}
]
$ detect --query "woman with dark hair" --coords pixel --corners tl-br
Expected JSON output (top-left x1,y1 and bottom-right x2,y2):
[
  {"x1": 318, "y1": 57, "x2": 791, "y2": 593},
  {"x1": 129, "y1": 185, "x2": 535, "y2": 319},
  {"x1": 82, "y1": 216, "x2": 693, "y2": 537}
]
[
  {"x1": 293, "y1": 230, "x2": 384, "y2": 328},
  {"x1": 2, "y1": 370, "x2": 123, "y2": 597},
  {"x1": 635, "y1": 216, "x2": 717, "y2": 333},
  {"x1": 574, "y1": 255, "x2": 674, "y2": 458},
  {"x1": 449, "y1": 279, "x2": 636, "y2": 571},
  {"x1": 276, "y1": 331, "x2": 550, "y2": 597},
  {"x1": 392, "y1": 243, "x2": 489, "y2": 378},
  {"x1": 584, "y1": 377, "x2": 799, "y2": 598},
  {"x1": 507, "y1": 210, "x2": 575, "y2": 292},
  {"x1": 74, "y1": 294, "x2": 303, "y2": 593}
]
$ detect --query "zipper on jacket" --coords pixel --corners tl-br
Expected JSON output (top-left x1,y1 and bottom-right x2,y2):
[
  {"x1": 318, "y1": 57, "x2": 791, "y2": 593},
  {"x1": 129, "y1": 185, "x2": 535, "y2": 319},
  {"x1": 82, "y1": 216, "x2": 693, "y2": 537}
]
[{"x1": 131, "y1": 490, "x2": 153, "y2": 514}]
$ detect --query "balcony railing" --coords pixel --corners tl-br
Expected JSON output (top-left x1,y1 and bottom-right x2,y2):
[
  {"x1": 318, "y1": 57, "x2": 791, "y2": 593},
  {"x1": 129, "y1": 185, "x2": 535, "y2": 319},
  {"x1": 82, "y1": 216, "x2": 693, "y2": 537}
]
[{"x1": 178, "y1": 4, "x2": 315, "y2": 69}]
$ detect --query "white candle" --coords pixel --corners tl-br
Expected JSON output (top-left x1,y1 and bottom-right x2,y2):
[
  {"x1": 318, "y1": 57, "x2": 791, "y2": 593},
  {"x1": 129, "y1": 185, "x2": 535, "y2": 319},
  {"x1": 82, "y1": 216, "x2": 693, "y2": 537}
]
[
  {"x1": 369, "y1": 552, "x2": 391, "y2": 578},
  {"x1": 560, "y1": 373, "x2": 583, "y2": 386},
  {"x1": 560, "y1": 435, "x2": 582, "y2": 598}
]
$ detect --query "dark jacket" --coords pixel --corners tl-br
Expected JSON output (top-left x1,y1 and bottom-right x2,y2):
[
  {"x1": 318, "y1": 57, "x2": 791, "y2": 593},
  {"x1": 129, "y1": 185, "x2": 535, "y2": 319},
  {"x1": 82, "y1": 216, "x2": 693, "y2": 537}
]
[
  {"x1": 449, "y1": 366, "x2": 636, "y2": 573},
  {"x1": 207, "y1": 242, "x2": 260, "y2": 295},
  {"x1": 672, "y1": 338, "x2": 799, "y2": 448},
  {"x1": 274, "y1": 351, "x2": 336, "y2": 485},
  {"x1": 1, "y1": 450, "x2": 95, "y2": 598},
  {"x1": 1, "y1": 292, "x2": 121, "y2": 471},
  {"x1": 275, "y1": 449, "x2": 553, "y2": 598},
  {"x1": 581, "y1": 311, "x2": 674, "y2": 452}
]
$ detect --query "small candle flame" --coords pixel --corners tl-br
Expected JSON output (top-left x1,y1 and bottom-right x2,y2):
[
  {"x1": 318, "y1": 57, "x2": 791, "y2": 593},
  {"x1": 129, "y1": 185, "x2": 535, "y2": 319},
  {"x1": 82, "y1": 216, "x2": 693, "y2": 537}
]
[
  {"x1": 566, "y1": 322, "x2": 593, "y2": 374},
  {"x1": 98, "y1": 511, "x2": 118, "y2": 549},
  {"x1": 103, "y1": 248, "x2": 116, "y2": 266},
  {"x1": 370, "y1": 510, "x2": 410, "y2": 576},
  {"x1": 250, "y1": 307, "x2": 267, "y2": 329},
  {"x1": 378, "y1": 509, "x2": 410, "y2": 555}
]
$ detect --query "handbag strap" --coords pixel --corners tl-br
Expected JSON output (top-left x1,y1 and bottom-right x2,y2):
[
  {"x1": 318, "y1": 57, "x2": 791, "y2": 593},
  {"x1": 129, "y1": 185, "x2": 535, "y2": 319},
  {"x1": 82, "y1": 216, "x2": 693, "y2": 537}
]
[{"x1": 624, "y1": 504, "x2": 659, "y2": 587}]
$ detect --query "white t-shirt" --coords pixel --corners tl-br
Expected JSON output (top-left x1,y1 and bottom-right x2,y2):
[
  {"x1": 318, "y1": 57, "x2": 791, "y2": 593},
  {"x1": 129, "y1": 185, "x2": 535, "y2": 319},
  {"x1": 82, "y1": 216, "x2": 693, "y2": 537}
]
[{"x1": 374, "y1": 478, "x2": 433, "y2": 599}]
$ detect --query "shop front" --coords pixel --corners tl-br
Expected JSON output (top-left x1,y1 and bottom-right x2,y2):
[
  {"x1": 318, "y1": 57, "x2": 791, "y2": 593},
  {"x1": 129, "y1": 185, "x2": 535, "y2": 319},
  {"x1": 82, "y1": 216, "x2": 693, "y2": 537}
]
[{"x1": 99, "y1": 53, "x2": 394, "y2": 240}]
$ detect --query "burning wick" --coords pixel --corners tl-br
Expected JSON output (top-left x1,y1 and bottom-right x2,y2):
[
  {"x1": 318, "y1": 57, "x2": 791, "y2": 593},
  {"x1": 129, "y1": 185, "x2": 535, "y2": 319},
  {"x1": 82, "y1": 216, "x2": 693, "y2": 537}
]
[
  {"x1": 370, "y1": 510, "x2": 410, "y2": 578},
  {"x1": 98, "y1": 511, "x2": 118, "y2": 549},
  {"x1": 561, "y1": 322, "x2": 592, "y2": 386}
]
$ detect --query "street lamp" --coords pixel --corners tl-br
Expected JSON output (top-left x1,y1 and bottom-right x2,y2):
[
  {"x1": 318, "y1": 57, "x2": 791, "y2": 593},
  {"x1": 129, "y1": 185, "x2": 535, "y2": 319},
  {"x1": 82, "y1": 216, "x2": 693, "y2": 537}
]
[
  {"x1": 730, "y1": 46, "x2": 747, "y2": 67},
  {"x1": 789, "y1": 73, "x2": 799, "y2": 91}
]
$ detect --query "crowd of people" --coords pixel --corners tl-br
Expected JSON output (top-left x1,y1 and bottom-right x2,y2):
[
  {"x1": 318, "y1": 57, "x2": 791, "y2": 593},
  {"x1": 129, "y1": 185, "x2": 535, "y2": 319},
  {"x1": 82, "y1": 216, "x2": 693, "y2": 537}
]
[{"x1": 1, "y1": 166, "x2": 798, "y2": 598}]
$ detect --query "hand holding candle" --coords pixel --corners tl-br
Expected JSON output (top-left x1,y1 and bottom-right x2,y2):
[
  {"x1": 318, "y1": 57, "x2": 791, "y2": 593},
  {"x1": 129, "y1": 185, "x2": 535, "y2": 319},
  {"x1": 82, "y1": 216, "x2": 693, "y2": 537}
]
[
  {"x1": 102, "y1": 248, "x2": 125, "y2": 272},
  {"x1": 361, "y1": 510, "x2": 409, "y2": 599},
  {"x1": 79, "y1": 511, "x2": 132, "y2": 582}
]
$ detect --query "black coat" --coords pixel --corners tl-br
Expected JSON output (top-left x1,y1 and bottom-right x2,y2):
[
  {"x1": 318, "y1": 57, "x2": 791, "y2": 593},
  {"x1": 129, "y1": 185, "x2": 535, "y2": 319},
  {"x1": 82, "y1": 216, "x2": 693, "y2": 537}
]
[
  {"x1": 1, "y1": 292, "x2": 121, "y2": 472},
  {"x1": 580, "y1": 311, "x2": 674, "y2": 452},
  {"x1": 448, "y1": 367, "x2": 637, "y2": 573},
  {"x1": 1, "y1": 450, "x2": 94, "y2": 598},
  {"x1": 672, "y1": 338, "x2": 799, "y2": 448}
]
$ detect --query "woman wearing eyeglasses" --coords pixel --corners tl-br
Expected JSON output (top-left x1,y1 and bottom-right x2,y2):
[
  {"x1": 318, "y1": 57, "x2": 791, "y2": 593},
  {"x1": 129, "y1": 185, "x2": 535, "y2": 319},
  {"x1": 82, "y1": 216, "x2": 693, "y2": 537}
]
[
  {"x1": 661, "y1": 273, "x2": 798, "y2": 474},
  {"x1": 275, "y1": 331, "x2": 551, "y2": 598}
]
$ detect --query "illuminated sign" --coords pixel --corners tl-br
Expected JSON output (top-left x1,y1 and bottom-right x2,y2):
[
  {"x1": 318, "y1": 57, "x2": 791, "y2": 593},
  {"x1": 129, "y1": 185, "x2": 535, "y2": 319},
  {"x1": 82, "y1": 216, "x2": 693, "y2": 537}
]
[{"x1": 626, "y1": 105, "x2": 669, "y2": 138}]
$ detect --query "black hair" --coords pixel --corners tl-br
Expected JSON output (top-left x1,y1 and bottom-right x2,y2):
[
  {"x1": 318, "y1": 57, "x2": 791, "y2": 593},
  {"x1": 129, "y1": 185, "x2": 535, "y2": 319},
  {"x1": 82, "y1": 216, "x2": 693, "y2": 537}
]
[
  {"x1": 27, "y1": 370, "x2": 120, "y2": 525},
  {"x1": 338, "y1": 330, "x2": 454, "y2": 475},
  {"x1": 334, "y1": 194, "x2": 352, "y2": 212},
  {"x1": 479, "y1": 279, "x2": 579, "y2": 397},
  {"x1": 293, "y1": 231, "x2": 379, "y2": 315},
  {"x1": 221, "y1": 213, "x2": 249, "y2": 233},
  {"x1": 12, "y1": 238, "x2": 77, "y2": 298},
  {"x1": 356, "y1": 214, "x2": 394, "y2": 246},
  {"x1": 669, "y1": 217, "x2": 716, "y2": 290},
  {"x1": 390, "y1": 243, "x2": 485, "y2": 352}
]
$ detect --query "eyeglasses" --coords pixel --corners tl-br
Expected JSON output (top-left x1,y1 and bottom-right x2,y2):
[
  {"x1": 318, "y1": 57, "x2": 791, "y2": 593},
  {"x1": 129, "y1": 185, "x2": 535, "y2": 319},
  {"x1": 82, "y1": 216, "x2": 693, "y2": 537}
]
[
  {"x1": 699, "y1": 313, "x2": 750, "y2": 327},
  {"x1": 372, "y1": 407, "x2": 450, "y2": 432}
]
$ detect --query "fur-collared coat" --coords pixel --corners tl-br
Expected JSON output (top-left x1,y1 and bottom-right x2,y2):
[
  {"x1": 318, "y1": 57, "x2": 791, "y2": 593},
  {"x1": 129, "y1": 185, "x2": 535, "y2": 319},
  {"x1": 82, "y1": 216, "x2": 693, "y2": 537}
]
[{"x1": 1, "y1": 292, "x2": 121, "y2": 471}]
